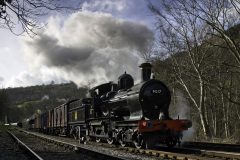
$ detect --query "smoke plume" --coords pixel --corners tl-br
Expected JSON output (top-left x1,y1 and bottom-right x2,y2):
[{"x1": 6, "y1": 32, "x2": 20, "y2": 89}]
[
  {"x1": 22, "y1": 11, "x2": 154, "y2": 87},
  {"x1": 173, "y1": 90, "x2": 195, "y2": 141},
  {"x1": 41, "y1": 95, "x2": 49, "y2": 101},
  {"x1": 56, "y1": 98, "x2": 67, "y2": 103},
  {"x1": 173, "y1": 90, "x2": 190, "y2": 119}
]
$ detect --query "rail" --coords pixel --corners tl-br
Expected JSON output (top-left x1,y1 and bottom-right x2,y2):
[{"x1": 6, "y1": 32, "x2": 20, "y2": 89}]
[
  {"x1": 7, "y1": 131, "x2": 44, "y2": 160},
  {"x1": 19, "y1": 129, "x2": 127, "y2": 160}
]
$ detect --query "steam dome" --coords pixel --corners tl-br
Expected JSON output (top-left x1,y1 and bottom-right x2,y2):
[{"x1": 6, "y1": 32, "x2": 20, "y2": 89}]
[{"x1": 118, "y1": 72, "x2": 134, "y2": 90}]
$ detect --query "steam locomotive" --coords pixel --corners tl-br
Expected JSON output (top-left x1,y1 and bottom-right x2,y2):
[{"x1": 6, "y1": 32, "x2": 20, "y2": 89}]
[{"x1": 27, "y1": 63, "x2": 192, "y2": 149}]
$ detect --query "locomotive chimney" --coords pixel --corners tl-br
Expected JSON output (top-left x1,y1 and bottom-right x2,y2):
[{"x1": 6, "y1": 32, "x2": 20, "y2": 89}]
[{"x1": 139, "y1": 62, "x2": 152, "y2": 82}]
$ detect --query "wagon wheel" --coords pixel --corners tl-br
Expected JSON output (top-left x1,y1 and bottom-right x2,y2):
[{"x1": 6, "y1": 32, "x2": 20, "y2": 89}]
[
  {"x1": 80, "y1": 136, "x2": 87, "y2": 144},
  {"x1": 133, "y1": 133, "x2": 146, "y2": 149},
  {"x1": 72, "y1": 128, "x2": 79, "y2": 140},
  {"x1": 166, "y1": 140, "x2": 177, "y2": 148},
  {"x1": 96, "y1": 137, "x2": 101, "y2": 143},
  {"x1": 73, "y1": 133, "x2": 78, "y2": 140},
  {"x1": 118, "y1": 133, "x2": 127, "y2": 147},
  {"x1": 107, "y1": 137, "x2": 114, "y2": 144},
  {"x1": 119, "y1": 138, "x2": 127, "y2": 147},
  {"x1": 95, "y1": 129, "x2": 102, "y2": 143},
  {"x1": 107, "y1": 131, "x2": 115, "y2": 145}
]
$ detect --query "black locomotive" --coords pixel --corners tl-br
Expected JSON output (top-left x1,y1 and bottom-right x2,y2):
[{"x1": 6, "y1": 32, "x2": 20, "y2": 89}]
[{"x1": 28, "y1": 63, "x2": 192, "y2": 149}]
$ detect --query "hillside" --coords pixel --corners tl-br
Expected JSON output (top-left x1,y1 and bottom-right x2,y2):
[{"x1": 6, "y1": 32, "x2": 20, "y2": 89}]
[{"x1": 2, "y1": 82, "x2": 88, "y2": 122}]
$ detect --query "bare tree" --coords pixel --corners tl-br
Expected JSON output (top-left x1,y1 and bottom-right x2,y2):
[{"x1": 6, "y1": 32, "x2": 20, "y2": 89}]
[
  {"x1": 0, "y1": 0, "x2": 81, "y2": 35},
  {"x1": 140, "y1": 42, "x2": 154, "y2": 62},
  {"x1": 152, "y1": 0, "x2": 240, "y2": 66},
  {"x1": 148, "y1": 0, "x2": 217, "y2": 138},
  {"x1": 149, "y1": 0, "x2": 240, "y2": 139}
]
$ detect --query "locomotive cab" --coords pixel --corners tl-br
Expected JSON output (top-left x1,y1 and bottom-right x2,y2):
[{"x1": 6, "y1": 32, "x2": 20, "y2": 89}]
[
  {"x1": 89, "y1": 82, "x2": 118, "y2": 117},
  {"x1": 90, "y1": 82, "x2": 117, "y2": 98}
]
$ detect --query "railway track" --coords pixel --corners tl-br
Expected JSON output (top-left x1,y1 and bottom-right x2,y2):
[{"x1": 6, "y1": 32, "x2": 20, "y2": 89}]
[
  {"x1": 154, "y1": 145, "x2": 240, "y2": 160},
  {"x1": 0, "y1": 128, "x2": 30, "y2": 160},
  {"x1": 8, "y1": 131, "x2": 43, "y2": 160},
  {"x1": 103, "y1": 143, "x2": 240, "y2": 160},
  {"x1": 16, "y1": 128, "x2": 240, "y2": 160},
  {"x1": 182, "y1": 141, "x2": 240, "y2": 152},
  {"x1": 9, "y1": 130, "x2": 126, "y2": 160},
  {"x1": 16, "y1": 129, "x2": 153, "y2": 160}
]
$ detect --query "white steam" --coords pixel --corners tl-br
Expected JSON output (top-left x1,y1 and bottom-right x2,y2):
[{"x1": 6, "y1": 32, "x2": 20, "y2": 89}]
[
  {"x1": 182, "y1": 125, "x2": 195, "y2": 141},
  {"x1": 21, "y1": 11, "x2": 154, "y2": 87},
  {"x1": 173, "y1": 90, "x2": 195, "y2": 141},
  {"x1": 56, "y1": 98, "x2": 67, "y2": 103},
  {"x1": 41, "y1": 95, "x2": 49, "y2": 101},
  {"x1": 173, "y1": 90, "x2": 190, "y2": 119}
]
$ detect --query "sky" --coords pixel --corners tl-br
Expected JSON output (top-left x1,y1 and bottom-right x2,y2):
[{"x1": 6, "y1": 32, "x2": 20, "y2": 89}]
[{"x1": 0, "y1": 0, "x2": 157, "y2": 88}]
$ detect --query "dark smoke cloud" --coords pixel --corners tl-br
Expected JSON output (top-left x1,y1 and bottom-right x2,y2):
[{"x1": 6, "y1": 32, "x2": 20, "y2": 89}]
[
  {"x1": 25, "y1": 35, "x2": 92, "y2": 68},
  {"x1": 22, "y1": 11, "x2": 154, "y2": 87}
]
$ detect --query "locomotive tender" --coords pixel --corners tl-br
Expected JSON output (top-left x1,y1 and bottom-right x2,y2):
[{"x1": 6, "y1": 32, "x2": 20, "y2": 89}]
[{"x1": 28, "y1": 63, "x2": 192, "y2": 149}]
